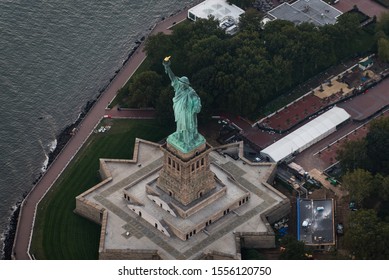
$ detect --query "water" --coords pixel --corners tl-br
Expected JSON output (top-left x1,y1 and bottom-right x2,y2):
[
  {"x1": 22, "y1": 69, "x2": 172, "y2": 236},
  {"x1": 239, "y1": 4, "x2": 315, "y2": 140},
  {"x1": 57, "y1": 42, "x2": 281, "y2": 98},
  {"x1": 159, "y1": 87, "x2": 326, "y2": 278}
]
[{"x1": 0, "y1": 0, "x2": 197, "y2": 258}]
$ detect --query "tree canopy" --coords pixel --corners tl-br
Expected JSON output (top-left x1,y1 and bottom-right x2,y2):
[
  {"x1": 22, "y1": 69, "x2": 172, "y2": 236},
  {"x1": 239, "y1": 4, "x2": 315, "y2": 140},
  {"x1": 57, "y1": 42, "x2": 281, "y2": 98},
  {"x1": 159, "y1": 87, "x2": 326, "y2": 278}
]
[
  {"x1": 338, "y1": 117, "x2": 389, "y2": 258},
  {"x1": 338, "y1": 117, "x2": 389, "y2": 176},
  {"x1": 344, "y1": 209, "x2": 389, "y2": 259},
  {"x1": 279, "y1": 235, "x2": 310, "y2": 260},
  {"x1": 342, "y1": 168, "x2": 374, "y2": 207},
  {"x1": 137, "y1": 12, "x2": 374, "y2": 121},
  {"x1": 336, "y1": 138, "x2": 368, "y2": 172},
  {"x1": 366, "y1": 116, "x2": 389, "y2": 175},
  {"x1": 227, "y1": 0, "x2": 255, "y2": 10},
  {"x1": 125, "y1": 71, "x2": 162, "y2": 108}
]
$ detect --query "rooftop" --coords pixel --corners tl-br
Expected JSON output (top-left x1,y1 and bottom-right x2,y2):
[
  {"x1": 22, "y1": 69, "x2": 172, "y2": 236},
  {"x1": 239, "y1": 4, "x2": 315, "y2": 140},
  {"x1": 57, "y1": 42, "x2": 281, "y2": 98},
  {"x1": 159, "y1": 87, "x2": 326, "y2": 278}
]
[
  {"x1": 260, "y1": 107, "x2": 351, "y2": 163},
  {"x1": 298, "y1": 199, "x2": 335, "y2": 246},
  {"x1": 268, "y1": 0, "x2": 342, "y2": 26},
  {"x1": 188, "y1": 0, "x2": 244, "y2": 22}
]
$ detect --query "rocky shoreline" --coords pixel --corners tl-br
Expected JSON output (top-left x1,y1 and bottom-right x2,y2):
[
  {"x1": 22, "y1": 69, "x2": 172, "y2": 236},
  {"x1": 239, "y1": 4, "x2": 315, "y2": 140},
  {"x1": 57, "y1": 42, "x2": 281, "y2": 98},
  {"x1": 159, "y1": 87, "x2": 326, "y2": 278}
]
[{"x1": 2, "y1": 195, "x2": 23, "y2": 260}]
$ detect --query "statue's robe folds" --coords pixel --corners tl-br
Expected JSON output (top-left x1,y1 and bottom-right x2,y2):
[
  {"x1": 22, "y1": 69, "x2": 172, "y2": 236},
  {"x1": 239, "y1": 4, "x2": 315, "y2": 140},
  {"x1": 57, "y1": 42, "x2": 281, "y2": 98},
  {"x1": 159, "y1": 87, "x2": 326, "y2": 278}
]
[{"x1": 171, "y1": 78, "x2": 201, "y2": 143}]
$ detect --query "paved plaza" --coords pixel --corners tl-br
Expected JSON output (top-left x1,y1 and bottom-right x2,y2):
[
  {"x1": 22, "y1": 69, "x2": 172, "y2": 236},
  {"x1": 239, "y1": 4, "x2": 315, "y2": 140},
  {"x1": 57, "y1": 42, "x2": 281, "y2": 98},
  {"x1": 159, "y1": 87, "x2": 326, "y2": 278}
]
[{"x1": 76, "y1": 140, "x2": 288, "y2": 259}]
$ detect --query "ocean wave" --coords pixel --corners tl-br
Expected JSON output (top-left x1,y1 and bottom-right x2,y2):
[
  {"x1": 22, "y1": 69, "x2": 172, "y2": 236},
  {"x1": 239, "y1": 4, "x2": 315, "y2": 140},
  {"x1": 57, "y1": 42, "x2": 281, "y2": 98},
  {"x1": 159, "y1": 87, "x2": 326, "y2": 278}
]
[
  {"x1": 39, "y1": 139, "x2": 57, "y2": 173},
  {"x1": 41, "y1": 155, "x2": 49, "y2": 173},
  {"x1": 48, "y1": 139, "x2": 57, "y2": 153}
]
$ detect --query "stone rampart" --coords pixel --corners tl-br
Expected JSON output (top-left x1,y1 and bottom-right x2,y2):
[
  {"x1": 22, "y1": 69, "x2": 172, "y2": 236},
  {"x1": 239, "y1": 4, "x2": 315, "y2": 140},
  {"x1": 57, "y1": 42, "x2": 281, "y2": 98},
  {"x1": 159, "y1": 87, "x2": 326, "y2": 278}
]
[{"x1": 100, "y1": 249, "x2": 161, "y2": 260}]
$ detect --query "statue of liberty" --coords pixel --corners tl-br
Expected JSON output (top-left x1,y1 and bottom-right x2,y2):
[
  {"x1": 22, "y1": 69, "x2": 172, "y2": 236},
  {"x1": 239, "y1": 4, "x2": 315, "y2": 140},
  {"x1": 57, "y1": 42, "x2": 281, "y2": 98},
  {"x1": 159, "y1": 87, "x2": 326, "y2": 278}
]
[{"x1": 163, "y1": 56, "x2": 205, "y2": 153}]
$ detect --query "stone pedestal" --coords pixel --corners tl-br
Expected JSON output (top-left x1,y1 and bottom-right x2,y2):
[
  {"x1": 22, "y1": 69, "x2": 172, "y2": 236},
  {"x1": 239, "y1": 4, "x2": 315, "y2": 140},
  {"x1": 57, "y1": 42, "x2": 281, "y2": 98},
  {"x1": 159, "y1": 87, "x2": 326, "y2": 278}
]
[
  {"x1": 167, "y1": 131, "x2": 206, "y2": 155},
  {"x1": 157, "y1": 141, "x2": 215, "y2": 206}
]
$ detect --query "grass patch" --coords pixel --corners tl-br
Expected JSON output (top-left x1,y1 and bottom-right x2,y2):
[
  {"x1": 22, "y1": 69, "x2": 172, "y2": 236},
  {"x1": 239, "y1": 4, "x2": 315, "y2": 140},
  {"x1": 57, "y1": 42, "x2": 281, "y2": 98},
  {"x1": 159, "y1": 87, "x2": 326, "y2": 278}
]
[{"x1": 30, "y1": 119, "x2": 171, "y2": 259}]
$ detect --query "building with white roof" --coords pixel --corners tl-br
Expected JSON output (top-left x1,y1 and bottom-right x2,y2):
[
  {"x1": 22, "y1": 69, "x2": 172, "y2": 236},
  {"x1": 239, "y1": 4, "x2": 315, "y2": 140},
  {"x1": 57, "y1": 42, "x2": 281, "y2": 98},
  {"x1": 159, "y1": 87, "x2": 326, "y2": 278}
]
[
  {"x1": 260, "y1": 107, "x2": 350, "y2": 163},
  {"x1": 188, "y1": 0, "x2": 245, "y2": 34}
]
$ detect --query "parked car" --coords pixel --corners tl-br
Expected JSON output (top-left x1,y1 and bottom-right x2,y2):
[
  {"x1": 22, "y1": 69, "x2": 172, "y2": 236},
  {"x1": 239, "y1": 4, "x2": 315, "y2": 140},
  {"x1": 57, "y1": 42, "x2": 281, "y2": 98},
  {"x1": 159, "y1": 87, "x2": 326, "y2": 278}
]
[
  {"x1": 336, "y1": 223, "x2": 344, "y2": 235},
  {"x1": 349, "y1": 201, "x2": 358, "y2": 211}
]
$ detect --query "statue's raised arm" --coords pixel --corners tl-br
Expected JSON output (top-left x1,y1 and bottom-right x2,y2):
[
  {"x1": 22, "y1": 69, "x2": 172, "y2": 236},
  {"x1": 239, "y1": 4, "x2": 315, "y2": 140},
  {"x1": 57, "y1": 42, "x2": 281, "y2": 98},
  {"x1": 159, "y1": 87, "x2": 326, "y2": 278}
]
[{"x1": 162, "y1": 56, "x2": 176, "y2": 83}]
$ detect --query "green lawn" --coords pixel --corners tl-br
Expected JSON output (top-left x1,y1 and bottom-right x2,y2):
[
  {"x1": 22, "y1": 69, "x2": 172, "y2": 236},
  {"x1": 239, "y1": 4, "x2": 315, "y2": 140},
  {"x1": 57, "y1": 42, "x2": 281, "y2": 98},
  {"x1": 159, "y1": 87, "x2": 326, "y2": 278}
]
[{"x1": 30, "y1": 119, "x2": 171, "y2": 259}]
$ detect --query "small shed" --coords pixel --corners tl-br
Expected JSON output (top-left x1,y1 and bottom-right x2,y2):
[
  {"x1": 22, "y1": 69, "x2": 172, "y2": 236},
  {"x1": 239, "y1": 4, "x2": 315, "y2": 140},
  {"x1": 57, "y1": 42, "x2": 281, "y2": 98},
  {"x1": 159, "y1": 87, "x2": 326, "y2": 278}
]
[{"x1": 359, "y1": 57, "x2": 373, "y2": 71}]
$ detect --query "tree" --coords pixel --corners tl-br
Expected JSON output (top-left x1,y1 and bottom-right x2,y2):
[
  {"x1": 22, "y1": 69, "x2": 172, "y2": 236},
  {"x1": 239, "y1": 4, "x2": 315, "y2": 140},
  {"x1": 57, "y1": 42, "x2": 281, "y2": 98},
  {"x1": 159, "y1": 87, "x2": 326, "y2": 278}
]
[
  {"x1": 125, "y1": 71, "x2": 162, "y2": 108},
  {"x1": 120, "y1": 5, "x2": 374, "y2": 121},
  {"x1": 227, "y1": 0, "x2": 254, "y2": 10},
  {"x1": 376, "y1": 174, "x2": 389, "y2": 201},
  {"x1": 336, "y1": 139, "x2": 368, "y2": 172},
  {"x1": 378, "y1": 37, "x2": 389, "y2": 63},
  {"x1": 344, "y1": 209, "x2": 389, "y2": 259},
  {"x1": 331, "y1": 13, "x2": 361, "y2": 59},
  {"x1": 271, "y1": 55, "x2": 292, "y2": 93},
  {"x1": 279, "y1": 235, "x2": 309, "y2": 260},
  {"x1": 342, "y1": 169, "x2": 374, "y2": 207},
  {"x1": 144, "y1": 32, "x2": 173, "y2": 65},
  {"x1": 155, "y1": 86, "x2": 174, "y2": 127},
  {"x1": 238, "y1": 8, "x2": 263, "y2": 32},
  {"x1": 366, "y1": 117, "x2": 389, "y2": 175},
  {"x1": 196, "y1": 89, "x2": 213, "y2": 123},
  {"x1": 187, "y1": 35, "x2": 226, "y2": 73},
  {"x1": 376, "y1": 12, "x2": 389, "y2": 36},
  {"x1": 170, "y1": 17, "x2": 225, "y2": 76}
]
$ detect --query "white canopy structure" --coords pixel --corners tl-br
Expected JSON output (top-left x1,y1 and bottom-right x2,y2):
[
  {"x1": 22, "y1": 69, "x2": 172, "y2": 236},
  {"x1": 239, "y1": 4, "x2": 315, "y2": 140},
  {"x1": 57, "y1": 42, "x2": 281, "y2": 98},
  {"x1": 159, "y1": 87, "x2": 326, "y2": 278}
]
[
  {"x1": 188, "y1": 0, "x2": 244, "y2": 23},
  {"x1": 261, "y1": 107, "x2": 350, "y2": 163}
]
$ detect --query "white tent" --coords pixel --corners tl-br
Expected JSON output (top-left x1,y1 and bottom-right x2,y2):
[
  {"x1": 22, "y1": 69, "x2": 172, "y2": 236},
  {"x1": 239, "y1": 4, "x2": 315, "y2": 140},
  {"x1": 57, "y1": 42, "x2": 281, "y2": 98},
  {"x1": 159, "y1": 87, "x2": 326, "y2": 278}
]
[
  {"x1": 261, "y1": 107, "x2": 350, "y2": 163},
  {"x1": 188, "y1": 0, "x2": 244, "y2": 23}
]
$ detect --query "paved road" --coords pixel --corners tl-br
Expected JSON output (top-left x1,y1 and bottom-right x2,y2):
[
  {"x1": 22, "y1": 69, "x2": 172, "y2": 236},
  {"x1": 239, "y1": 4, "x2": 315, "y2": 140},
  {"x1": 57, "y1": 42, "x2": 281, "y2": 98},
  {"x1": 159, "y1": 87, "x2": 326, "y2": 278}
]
[
  {"x1": 338, "y1": 78, "x2": 389, "y2": 121},
  {"x1": 12, "y1": 7, "x2": 190, "y2": 260}
]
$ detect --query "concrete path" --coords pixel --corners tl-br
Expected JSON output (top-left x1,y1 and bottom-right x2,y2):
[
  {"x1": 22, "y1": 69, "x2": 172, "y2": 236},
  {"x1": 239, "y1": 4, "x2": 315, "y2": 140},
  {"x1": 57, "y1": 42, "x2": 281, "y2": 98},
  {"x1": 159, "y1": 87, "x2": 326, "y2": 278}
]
[
  {"x1": 12, "y1": 7, "x2": 190, "y2": 260},
  {"x1": 108, "y1": 107, "x2": 156, "y2": 119}
]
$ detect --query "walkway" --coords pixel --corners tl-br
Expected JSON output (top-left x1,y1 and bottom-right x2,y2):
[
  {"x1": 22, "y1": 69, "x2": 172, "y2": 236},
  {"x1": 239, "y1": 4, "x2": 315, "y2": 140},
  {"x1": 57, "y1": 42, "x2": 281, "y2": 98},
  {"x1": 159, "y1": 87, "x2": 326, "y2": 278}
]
[
  {"x1": 338, "y1": 78, "x2": 389, "y2": 121},
  {"x1": 309, "y1": 169, "x2": 348, "y2": 200},
  {"x1": 12, "y1": 7, "x2": 191, "y2": 260},
  {"x1": 108, "y1": 107, "x2": 156, "y2": 119}
]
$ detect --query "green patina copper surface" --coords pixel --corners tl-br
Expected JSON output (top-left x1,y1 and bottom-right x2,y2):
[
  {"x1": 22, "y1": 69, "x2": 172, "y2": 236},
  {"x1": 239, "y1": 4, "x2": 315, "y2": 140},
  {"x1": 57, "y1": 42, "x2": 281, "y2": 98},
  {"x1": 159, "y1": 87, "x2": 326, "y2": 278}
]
[{"x1": 163, "y1": 58, "x2": 205, "y2": 153}]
